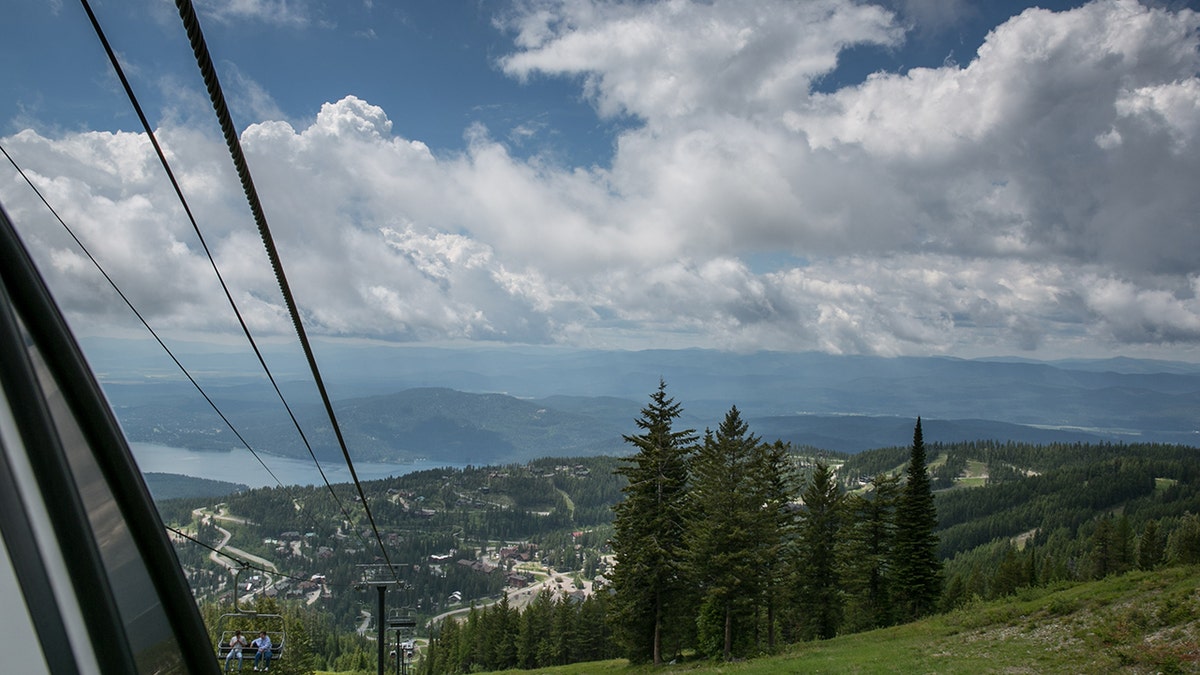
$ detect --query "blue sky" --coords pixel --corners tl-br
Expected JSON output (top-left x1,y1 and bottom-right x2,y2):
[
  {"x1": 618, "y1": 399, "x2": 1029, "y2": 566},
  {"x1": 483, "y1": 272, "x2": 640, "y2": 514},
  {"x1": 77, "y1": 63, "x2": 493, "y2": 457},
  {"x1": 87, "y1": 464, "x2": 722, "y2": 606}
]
[
  {"x1": 2, "y1": 0, "x2": 1200, "y2": 361},
  {"x1": 4, "y1": 1, "x2": 627, "y2": 165}
]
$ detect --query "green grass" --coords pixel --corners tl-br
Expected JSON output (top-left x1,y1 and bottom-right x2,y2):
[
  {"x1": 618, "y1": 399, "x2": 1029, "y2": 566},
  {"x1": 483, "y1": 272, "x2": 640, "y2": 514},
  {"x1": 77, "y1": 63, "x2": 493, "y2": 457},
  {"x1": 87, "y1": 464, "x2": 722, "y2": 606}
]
[{"x1": 478, "y1": 566, "x2": 1200, "y2": 675}]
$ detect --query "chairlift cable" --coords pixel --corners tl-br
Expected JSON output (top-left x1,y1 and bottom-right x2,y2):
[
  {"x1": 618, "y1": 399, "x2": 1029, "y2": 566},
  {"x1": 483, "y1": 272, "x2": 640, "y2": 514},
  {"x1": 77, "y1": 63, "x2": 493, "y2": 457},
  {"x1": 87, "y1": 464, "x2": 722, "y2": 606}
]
[
  {"x1": 76, "y1": 0, "x2": 384, "y2": 568},
  {"x1": 172, "y1": 0, "x2": 399, "y2": 579},
  {"x1": 0, "y1": 140, "x2": 276, "y2": 487},
  {"x1": 74, "y1": 0, "x2": 367, "y2": 550},
  {"x1": 0, "y1": 140, "x2": 337, "y2": 543}
]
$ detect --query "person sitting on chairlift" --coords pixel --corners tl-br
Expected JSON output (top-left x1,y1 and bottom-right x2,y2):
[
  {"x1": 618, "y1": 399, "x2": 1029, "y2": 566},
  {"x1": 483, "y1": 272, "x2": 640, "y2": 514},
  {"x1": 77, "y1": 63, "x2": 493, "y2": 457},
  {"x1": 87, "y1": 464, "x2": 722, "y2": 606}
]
[
  {"x1": 251, "y1": 631, "x2": 272, "y2": 671},
  {"x1": 225, "y1": 630, "x2": 247, "y2": 672}
]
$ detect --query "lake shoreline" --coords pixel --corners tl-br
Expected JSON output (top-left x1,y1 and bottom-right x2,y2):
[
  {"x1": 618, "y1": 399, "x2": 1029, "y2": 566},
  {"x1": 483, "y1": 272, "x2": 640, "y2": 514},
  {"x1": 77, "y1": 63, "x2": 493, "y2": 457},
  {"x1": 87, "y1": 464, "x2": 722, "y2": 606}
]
[{"x1": 130, "y1": 442, "x2": 464, "y2": 489}]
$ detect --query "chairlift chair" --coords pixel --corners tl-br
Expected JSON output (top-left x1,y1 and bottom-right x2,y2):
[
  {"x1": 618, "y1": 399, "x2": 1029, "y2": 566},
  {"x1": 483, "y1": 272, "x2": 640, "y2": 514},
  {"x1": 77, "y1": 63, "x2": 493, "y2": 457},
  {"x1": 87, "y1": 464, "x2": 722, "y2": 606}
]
[
  {"x1": 387, "y1": 607, "x2": 419, "y2": 675},
  {"x1": 386, "y1": 606, "x2": 418, "y2": 632},
  {"x1": 215, "y1": 568, "x2": 286, "y2": 665}
]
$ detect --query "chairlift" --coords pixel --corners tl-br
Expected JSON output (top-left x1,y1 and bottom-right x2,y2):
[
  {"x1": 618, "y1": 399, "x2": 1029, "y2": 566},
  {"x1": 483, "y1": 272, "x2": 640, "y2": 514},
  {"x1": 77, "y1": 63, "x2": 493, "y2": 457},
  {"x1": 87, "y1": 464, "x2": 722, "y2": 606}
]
[
  {"x1": 215, "y1": 568, "x2": 286, "y2": 666},
  {"x1": 386, "y1": 606, "x2": 418, "y2": 632},
  {"x1": 387, "y1": 607, "x2": 418, "y2": 675}
]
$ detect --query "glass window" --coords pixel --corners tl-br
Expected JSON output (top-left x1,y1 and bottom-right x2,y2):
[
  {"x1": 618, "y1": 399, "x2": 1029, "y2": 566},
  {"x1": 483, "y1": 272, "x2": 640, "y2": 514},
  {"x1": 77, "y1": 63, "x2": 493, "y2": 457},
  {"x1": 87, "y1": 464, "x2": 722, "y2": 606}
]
[{"x1": 24, "y1": 318, "x2": 189, "y2": 673}]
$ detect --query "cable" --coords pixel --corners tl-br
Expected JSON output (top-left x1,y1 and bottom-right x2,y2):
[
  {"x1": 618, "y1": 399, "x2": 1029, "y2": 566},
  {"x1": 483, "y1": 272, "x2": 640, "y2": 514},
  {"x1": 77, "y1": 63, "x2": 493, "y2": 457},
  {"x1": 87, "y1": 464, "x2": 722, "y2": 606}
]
[
  {"x1": 0, "y1": 140, "x2": 335, "y2": 542},
  {"x1": 70, "y1": 0, "x2": 397, "y2": 580},
  {"x1": 167, "y1": 525, "x2": 349, "y2": 588},
  {"x1": 73, "y1": 0, "x2": 362, "y2": 544},
  {"x1": 171, "y1": 0, "x2": 400, "y2": 579},
  {"x1": 73, "y1": 0, "x2": 388, "y2": 568}
]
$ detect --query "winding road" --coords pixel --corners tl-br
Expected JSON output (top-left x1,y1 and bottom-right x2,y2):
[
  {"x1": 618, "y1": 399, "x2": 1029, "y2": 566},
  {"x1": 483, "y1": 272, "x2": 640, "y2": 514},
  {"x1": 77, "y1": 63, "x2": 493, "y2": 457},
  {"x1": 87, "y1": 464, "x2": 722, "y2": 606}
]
[{"x1": 192, "y1": 507, "x2": 278, "y2": 590}]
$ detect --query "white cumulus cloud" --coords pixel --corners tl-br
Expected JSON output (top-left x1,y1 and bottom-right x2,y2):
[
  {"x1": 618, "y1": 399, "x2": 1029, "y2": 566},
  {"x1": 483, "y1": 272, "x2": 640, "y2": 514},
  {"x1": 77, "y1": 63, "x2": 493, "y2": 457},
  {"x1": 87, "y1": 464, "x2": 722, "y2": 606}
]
[{"x1": 3, "y1": 0, "x2": 1199, "y2": 360}]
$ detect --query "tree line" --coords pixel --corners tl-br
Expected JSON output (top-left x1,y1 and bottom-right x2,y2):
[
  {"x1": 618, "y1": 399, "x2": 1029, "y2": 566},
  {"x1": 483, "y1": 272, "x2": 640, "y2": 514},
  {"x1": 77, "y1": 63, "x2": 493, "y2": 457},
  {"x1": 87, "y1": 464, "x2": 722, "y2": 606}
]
[
  {"x1": 826, "y1": 438, "x2": 1200, "y2": 609},
  {"x1": 608, "y1": 381, "x2": 942, "y2": 663},
  {"x1": 419, "y1": 589, "x2": 620, "y2": 674}
]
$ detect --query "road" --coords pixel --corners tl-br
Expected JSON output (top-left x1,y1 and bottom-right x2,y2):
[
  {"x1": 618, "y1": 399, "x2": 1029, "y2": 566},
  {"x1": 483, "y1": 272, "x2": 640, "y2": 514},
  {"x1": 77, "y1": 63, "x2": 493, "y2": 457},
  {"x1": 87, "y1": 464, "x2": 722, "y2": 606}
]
[
  {"x1": 190, "y1": 506, "x2": 281, "y2": 611},
  {"x1": 192, "y1": 507, "x2": 279, "y2": 573}
]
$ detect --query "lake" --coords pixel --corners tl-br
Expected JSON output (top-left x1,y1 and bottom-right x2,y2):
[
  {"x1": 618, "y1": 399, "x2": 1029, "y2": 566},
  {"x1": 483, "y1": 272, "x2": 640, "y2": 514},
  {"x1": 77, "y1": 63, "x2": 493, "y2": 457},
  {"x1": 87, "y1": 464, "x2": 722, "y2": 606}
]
[{"x1": 130, "y1": 442, "x2": 465, "y2": 488}]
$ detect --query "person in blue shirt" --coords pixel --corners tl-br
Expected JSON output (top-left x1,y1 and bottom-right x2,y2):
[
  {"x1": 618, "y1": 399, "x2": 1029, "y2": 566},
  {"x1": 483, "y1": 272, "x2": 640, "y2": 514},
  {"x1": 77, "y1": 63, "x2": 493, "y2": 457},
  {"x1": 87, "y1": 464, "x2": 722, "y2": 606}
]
[{"x1": 251, "y1": 631, "x2": 272, "y2": 671}]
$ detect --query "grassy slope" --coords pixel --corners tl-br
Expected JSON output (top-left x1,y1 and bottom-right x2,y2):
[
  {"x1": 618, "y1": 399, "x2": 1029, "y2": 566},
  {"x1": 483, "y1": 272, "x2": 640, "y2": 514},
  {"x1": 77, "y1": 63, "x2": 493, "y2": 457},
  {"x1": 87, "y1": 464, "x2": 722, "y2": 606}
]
[{"x1": 485, "y1": 565, "x2": 1200, "y2": 675}]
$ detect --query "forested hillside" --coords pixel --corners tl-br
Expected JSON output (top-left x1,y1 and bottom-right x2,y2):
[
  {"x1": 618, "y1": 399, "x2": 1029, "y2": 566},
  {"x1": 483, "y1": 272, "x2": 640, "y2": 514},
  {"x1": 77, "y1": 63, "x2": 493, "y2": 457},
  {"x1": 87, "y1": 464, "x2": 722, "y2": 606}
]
[
  {"x1": 839, "y1": 439, "x2": 1200, "y2": 601},
  {"x1": 161, "y1": 390, "x2": 1200, "y2": 674},
  {"x1": 162, "y1": 456, "x2": 625, "y2": 672},
  {"x1": 143, "y1": 472, "x2": 246, "y2": 500}
]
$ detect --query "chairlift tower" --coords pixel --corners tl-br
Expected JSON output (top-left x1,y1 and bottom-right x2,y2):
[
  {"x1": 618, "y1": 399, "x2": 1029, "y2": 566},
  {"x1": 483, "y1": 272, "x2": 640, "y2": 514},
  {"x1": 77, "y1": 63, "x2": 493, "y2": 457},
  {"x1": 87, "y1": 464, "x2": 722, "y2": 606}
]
[{"x1": 358, "y1": 564, "x2": 409, "y2": 675}]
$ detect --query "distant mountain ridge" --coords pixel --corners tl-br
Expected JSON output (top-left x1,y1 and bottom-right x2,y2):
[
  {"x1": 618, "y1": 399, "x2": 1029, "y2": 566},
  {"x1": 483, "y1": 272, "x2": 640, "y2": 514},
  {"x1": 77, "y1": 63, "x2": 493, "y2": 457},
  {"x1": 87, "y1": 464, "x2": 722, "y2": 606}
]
[
  {"x1": 319, "y1": 387, "x2": 629, "y2": 463},
  {"x1": 111, "y1": 390, "x2": 1182, "y2": 465},
  {"x1": 752, "y1": 415, "x2": 1115, "y2": 455},
  {"x1": 93, "y1": 343, "x2": 1200, "y2": 463}
]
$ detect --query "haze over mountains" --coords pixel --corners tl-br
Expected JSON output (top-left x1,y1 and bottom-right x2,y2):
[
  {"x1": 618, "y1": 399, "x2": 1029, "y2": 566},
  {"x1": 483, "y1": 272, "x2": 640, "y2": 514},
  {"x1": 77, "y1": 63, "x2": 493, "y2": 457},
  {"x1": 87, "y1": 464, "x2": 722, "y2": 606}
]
[{"x1": 89, "y1": 339, "x2": 1200, "y2": 464}]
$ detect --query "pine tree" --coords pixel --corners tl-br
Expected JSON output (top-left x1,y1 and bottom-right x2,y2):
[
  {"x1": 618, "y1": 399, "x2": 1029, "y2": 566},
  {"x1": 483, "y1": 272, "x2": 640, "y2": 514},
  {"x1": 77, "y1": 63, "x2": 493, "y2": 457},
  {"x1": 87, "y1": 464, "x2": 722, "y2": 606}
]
[
  {"x1": 751, "y1": 440, "x2": 800, "y2": 651},
  {"x1": 1114, "y1": 515, "x2": 1134, "y2": 574},
  {"x1": 793, "y1": 460, "x2": 843, "y2": 640},
  {"x1": 892, "y1": 418, "x2": 942, "y2": 620},
  {"x1": 1167, "y1": 513, "x2": 1200, "y2": 565},
  {"x1": 686, "y1": 407, "x2": 764, "y2": 660},
  {"x1": 488, "y1": 592, "x2": 517, "y2": 670},
  {"x1": 991, "y1": 545, "x2": 1026, "y2": 597},
  {"x1": 575, "y1": 593, "x2": 615, "y2": 663},
  {"x1": 429, "y1": 616, "x2": 461, "y2": 674},
  {"x1": 1137, "y1": 519, "x2": 1165, "y2": 570},
  {"x1": 841, "y1": 473, "x2": 900, "y2": 631},
  {"x1": 517, "y1": 587, "x2": 554, "y2": 668},
  {"x1": 1089, "y1": 515, "x2": 1117, "y2": 579},
  {"x1": 610, "y1": 380, "x2": 697, "y2": 664}
]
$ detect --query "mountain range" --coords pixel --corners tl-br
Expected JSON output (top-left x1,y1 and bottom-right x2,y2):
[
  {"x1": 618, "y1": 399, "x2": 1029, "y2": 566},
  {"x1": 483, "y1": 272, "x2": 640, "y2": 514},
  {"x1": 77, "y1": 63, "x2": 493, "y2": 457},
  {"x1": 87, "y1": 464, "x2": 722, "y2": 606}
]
[{"x1": 89, "y1": 341, "x2": 1200, "y2": 464}]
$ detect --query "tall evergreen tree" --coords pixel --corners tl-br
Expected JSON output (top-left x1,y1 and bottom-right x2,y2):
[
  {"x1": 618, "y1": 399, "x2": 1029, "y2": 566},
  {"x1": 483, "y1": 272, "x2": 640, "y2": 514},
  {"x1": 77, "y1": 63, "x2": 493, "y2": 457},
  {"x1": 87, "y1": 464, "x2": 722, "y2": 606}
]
[
  {"x1": 610, "y1": 380, "x2": 697, "y2": 664},
  {"x1": 576, "y1": 593, "x2": 616, "y2": 663},
  {"x1": 793, "y1": 460, "x2": 843, "y2": 640},
  {"x1": 1114, "y1": 515, "x2": 1134, "y2": 574},
  {"x1": 991, "y1": 545, "x2": 1027, "y2": 597},
  {"x1": 686, "y1": 408, "x2": 764, "y2": 660},
  {"x1": 841, "y1": 473, "x2": 900, "y2": 631},
  {"x1": 892, "y1": 418, "x2": 942, "y2": 620},
  {"x1": 518, "y1": 587, "x2": 555, "y2": 668},
  {"x1": 1137, "y1": 519, "x2": 1165, "y2": 570},
  {"x1": 488, "y1": 592, "x2": 518, "y2": 670},
  {"x1": 1089, "y1": 515, "x2": 1119, "y2": 579},
  {"x1": 752, "y1": 440, "x2": 800, "y2": 651},
  {"x1": 1167, "y1": 513, "x2": 1200, "y2": 565}
]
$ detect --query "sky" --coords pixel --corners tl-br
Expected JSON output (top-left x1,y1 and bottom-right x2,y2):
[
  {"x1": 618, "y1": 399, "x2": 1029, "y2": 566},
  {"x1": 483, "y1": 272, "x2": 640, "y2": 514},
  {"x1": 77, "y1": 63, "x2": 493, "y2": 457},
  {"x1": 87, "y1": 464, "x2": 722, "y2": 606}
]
[{"x1": 2, "y1": 0, "x2": 1200, "y2": 362}]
